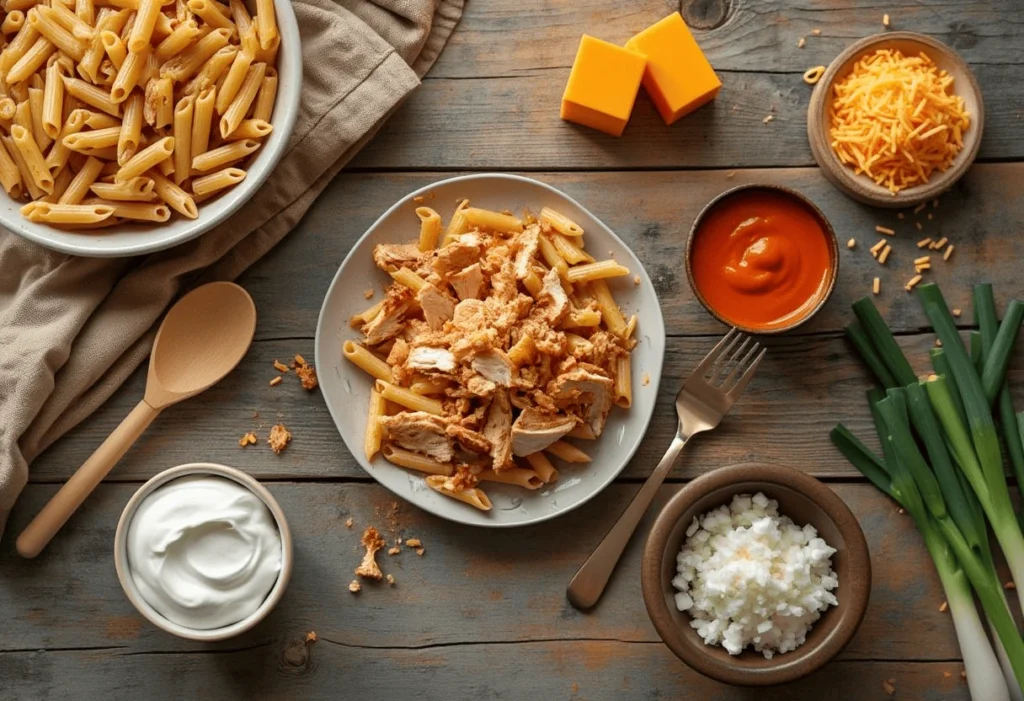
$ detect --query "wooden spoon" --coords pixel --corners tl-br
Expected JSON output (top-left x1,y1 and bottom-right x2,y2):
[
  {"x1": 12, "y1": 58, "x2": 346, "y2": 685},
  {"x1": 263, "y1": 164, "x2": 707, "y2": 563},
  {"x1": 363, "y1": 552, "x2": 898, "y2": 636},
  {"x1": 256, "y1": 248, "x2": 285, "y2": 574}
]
[{"x1": 16, "y1": 282, "x2": 257, "y2": 559}]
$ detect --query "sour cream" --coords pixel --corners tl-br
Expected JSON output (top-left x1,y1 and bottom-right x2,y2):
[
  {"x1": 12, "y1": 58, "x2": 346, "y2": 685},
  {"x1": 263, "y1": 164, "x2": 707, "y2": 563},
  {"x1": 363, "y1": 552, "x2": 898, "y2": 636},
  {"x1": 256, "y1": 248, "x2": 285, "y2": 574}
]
[{"x1": 126, "y1": 475, "x2": 282, "y2": 630}]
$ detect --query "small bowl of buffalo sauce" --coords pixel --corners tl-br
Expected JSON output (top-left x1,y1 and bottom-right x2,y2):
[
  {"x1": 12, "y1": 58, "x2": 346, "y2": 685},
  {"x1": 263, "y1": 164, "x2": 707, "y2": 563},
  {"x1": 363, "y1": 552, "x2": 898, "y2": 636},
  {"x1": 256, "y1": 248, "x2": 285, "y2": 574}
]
[{"x1": 686, "y1": 185, "x2": 839, "y2": 334}]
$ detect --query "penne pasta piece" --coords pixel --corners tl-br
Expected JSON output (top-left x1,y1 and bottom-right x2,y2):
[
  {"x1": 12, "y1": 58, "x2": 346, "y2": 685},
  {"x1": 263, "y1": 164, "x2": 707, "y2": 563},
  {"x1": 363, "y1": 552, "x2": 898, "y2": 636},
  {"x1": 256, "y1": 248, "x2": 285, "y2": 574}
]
[
  {"x1": 22, "y1": 200, "x2": 114, "y2": 223},
  {"x1": 159, "y1": 27, "x2": 229, "y2": 83},
  {"x1": 213, "y1": 44, "x2": 250, "y2": 113},
  {"x1": 0, "y1": 137, "x2": 24, "y2": 197},
  {"x1": 416, "y1": 206, "x2": 441, "y2": 252},
  {"x1": 27, "y1": 87, "x2": 53, "y2": 152},
  {"x1": 75, "y1": 108, "x2": 120, "y2": 129},
  {"x1": 76, "y1": 0, "x2": 96, "y2": 26},
  {"x1": 252, "y1": 31, "x2": 278, "y2": 66},
  {"x1": 218, "y1": 60, "x2": 263, "y2": 137},
  {"x1": 42, "y1": 159, "x2": 75, "y2": 203},
  {"x1": 188, "y1": 85, "x2": 215, "y2": 163},
  {"x1": 229, "y1": 0, "x2": 251, "y2": 29},
  {"x1": 190, "y1": 165, "x2": 243, "y2": 196},
  {"x1": 118, "y1": 90, "x2": 142, "y2": 163},
  {"x1": 188, "y1": 0, "x2": 233, "y2": 32},
  {"x1": 0, "y1": 97, "x2": 15, "y2": 120},
  {"x1": 171, "y1": 93, "x2": 193, "y2": 184},
  {"x1": 62, "y1": 75, "x2": 120, "y2": 116},
  {"x1": 525, "y1": 453, "x2": 559, "y2": 484},
  {"x1": 590, "y1": 279, "x2": 628, "y2": 336},
  {"x1": 375, "y1": 379, "x2": 444, "y2": 416},
  {"x1": 223, "y1": 117, "x2": 270, "y2": 140},
  {"x1": 44, "y1": 109, "x2": 87, "y2": 173},
  {"x1": 42, "y1": 60, "x2": 66, "y2": 140},
  {"x1": 10, "y1": 124, "x2": 54, "y2": 193},
  {"x1": 109, "y1": 44, "x2": 148, "y2": 102},
  {"x1": 507, "y1": 333, "x2": 536, "y2": 367},
  {"x1": 48, "y1": 1, "x2": 94, "y2": 41},
  {"x1": 100, "y1": 29, "x2": 126, "y2": 69},
  {"x1": 149, "y1": 170, "x2": 197, "y2": 218},
  {"x1": 31, "y1": 7, "x2": 85, "y2": 62},
  {"x1": 14, "y1": 99, "x2": 32, "y2": 133},
  {"x1": 478, "y1": 468, "x2": 544, "y2": 490},
  {"x1": 180, "y1": 44, "x2": 235, "y2": 95},
  {"x1": 6, "y1": 0, "x2": 41, "y2": 10},
  {"x1": 2, "y1": 11, "x2": 25, "y2": 35},
  {"x1": 115, "y1": 134, "x2": 172, "y2": 180},
  {"x1": 154, "y1": 17, "x2": 199, "y2": 62},
  {"x1": 63, "y1": 125, "x2": 121, "y2": 151},
  {"x1": 90, "y1": 176, "x2": 155, "y2": 200},
  {"x1": 462, "y1": 206, "x2": 523, "y2": 234},
  {"x1": 364, "y1": 389, "x2": 386, "y2": 461},
  {"x1": 425, "y1": 475, "x2": 492, "y2": 511},
  {"x1": 0, "y1": 21, "x2": 40, "y2": 75},
  {"x1": 546, "y1": 440, "x2": 592, "y2": 464},
  {"x1": 58, "y1": 155, "x2": 103, "y2": 203},
  {"x1": 255, "y1": 0, "x2": 276, "y2": 50},
  {"x1": 522, "y1": 269, "x2": 543, "y2": 297},
  {"x1": 550, "y1": 232, "x2": 594, "y2": 264},
  {"x1": 562, "y1": 307, "x2": 602, "y2": 328},
  {"x1": 540, "y1": 206, "x2": 584, "y2": 237},
  {"x1": 624, "y1": 313, "x2": 637, "y2": 340},
  {"x1": 614, "y1": 355, "x2": 632, "y2": 408},
  {"x1": 127, "y1": 0, "x2": 160, "y2": 52},
  {"x1": 83, "y1": 197, "x2": 169, "y2": 221},
  {"x1": 144, "y1": 75, "x2": 173, "y2": 127},
  {"x1": 441, "y1": 198, "x2": 470, "y2": 244},
  {"x1": 389, "y1": 267, "x2": 428, "y2": 293},
  {"x1": 97, "y1": 57, "x2": 117, "y2": 86},
  {"x1": 5, "y1": 134, "x2": 45, "y2": 199},
  {"x1": 383, "y1": 445, "x2": 454, "y2": 477},
  {"x1": 537, "y1": 232, "x2": 569, "y2": 279},
  {"x1": 342, "y1": 340, "x2": 393, "y2": 382},
  {"x1": 566, "y1": 260, "x2": 631, "y2": 283},
  {"x1": 7, "y1": 36, "x2": 57, "y2": 84},
  {"x1": 251, "y1": 65, "x2": 275, "y2": 121},
  {"x1": 349, "y1": 301, "x2": 384, "y2": 329},
  {"x1": 190, "y1": 137, "x2": 257, "y2": 171}
]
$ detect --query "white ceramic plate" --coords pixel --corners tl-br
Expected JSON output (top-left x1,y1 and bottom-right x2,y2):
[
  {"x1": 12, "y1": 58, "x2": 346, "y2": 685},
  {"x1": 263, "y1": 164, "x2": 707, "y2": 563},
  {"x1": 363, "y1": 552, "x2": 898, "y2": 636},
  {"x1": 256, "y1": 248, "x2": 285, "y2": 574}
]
[
  {"x1": 5, "y1": 0, "x2": 301, "y2": 258},
  {"x1": 315, "y1": 174, "x2": 666, "y2": 527}
]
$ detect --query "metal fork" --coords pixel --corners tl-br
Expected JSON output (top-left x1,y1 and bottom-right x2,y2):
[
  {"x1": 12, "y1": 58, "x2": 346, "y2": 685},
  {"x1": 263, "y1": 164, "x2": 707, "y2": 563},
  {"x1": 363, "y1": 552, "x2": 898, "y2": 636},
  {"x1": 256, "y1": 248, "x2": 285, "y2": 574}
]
[{"x1": 566, "y1": 328, "x2": 766, "y2": 610}]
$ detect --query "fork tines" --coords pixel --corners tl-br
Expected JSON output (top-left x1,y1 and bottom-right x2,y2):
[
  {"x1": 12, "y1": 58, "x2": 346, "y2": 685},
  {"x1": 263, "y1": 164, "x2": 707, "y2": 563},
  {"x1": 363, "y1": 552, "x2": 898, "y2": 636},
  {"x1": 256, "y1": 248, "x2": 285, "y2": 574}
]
[{"x1": 698, "y1": 328, "x2": 767, "y2": 395}]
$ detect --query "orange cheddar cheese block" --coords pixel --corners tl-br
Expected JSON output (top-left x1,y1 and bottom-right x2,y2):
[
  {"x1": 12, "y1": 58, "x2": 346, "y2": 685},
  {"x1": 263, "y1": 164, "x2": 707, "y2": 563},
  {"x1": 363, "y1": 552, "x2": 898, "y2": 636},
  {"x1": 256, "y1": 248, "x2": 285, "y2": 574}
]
[
  {"x1": 561, "y1": 35, "x2": 647, "y2": 137},
  {"x1": 626, "y1": 13, "x2": 721, "y2": 125}
]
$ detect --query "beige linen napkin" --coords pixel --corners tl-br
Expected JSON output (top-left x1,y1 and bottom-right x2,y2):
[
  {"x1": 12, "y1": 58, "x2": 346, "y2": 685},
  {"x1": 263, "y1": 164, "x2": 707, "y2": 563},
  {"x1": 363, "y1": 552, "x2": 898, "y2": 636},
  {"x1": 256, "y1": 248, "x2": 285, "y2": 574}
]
[{"x1": 0, "y1": 0, "x2": 463, "y2": 537}]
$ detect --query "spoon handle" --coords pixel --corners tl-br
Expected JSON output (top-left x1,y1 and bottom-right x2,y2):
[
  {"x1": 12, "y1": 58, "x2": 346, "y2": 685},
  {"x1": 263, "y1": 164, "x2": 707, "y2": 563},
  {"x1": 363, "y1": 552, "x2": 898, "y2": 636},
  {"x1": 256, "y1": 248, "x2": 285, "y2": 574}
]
[{"x1": 16, "y1": 400, "x2": 160, "y2": 559}]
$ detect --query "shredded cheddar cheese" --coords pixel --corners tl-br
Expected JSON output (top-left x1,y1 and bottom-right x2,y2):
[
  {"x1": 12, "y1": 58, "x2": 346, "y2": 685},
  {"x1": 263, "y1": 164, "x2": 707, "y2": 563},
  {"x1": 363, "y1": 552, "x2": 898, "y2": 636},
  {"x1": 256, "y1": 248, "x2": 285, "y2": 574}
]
[{"x1": 829, "y1": 49, "x2": 970, "y2": 194}]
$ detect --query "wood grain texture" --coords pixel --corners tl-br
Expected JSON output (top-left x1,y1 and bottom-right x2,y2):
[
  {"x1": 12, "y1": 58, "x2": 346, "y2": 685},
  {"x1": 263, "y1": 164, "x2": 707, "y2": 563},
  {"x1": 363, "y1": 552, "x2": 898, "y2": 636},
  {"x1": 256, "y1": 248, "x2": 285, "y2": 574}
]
[{"x1": 0, "y1": 483, "x2": 964, "y2": 663}]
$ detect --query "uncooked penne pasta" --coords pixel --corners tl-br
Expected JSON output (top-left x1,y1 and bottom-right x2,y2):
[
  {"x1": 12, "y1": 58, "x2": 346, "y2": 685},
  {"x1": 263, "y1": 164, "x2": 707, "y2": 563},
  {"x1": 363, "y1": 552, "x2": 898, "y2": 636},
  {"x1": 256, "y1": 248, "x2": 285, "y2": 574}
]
[
  {"x1": 251, "y1": 65, "x2": 275, "y2": 121},
  {"x1": 28, "y1": 87, "x2": 53, "y2": 152},
  {"x1": 2, "y1": 11, "x2": 25, "y2": 35},
  {"x1": 190, "y1": 166, "x2": 242, "y2": 196},
  {"x1": 7, "y1": 36, "x2": 56, "y2": 84},
  {"x1": 614, "y1": 355, "x2": 632, "y2": 408},
  {"x1": 127, "y1": 0, "x2": 160, "y2": 52},
  {"x1": 58, "y1": 155, "x2": 103, "y2": 203},
  {"x1": 115, "y1": 134, "x2": 172, "y2": 181},
  {"x1": 478, "y1": 468, "x2": 544, "y2": 490},
  {"x1": 416, "y1": 206, "x2": 441, "y2": 252},
  {"x1": 154, "y1": 17, "x2": 198, "y2": 62},
  {"x1": 110, "y1": 45, "x2": 148, "y2": 102},
  {"x1": 62, "y1": 75, "x2": 120, "y2": 116},
  {"x1": 118, "y1": 91, "x2": 142, "y2": 163},
  {"x1": 90, "y1": 176, "x2": 155, "y2": 200},
  {"x1": 384, "y1": 445, "x2": 454, "y2": 477},
  {"x1": 375, "y1": 380, "x2": 444, "y2": 416},
  {"x1": 545, "y1": 440, "x2": 592, "y2": 464},
  {"x1": 10, "y1": 124, "x2": 53, "y2": 193},
  {"x1": 42, "y1": 60, "x2": 65, "y2": 139},
  {"x1": 214, "y1": 45, "x2": 250, "y2": 113},
  {"x1": 84, "y1": 197, "x2": 169, "y2": 221},
  {"x1": 172, "y1": 93, "x2": 193, "y2": 184},
  {"x1": 22, "y1": 200, "x2": 114, "y2": 224},
  {"x1": 100, "y1": 29, "x2": 126, "y2": 69},
  {"x1": 190, "y1": 137, "x2": 257, "y2": 171},
  {"x1": 364, "y1": 389, "x2": 386, "y2": 461},
  {"x1": 149, "y1": 170, "x2": 197, "y2": 218},
  {"x1": 540, "y1": 206, "x2": 584, "y2": 236},
  {"x1": 189, "y1": 85, "x2": 214, "y2": 163},
  {"x1": 343, "y1": 340, "x2": 394, "y2": 382},
  {"x1": 425, "y1": 475, "x2": 492, "y2": 511},
  {"x1": 223, "y1": 117, "x2": 269, "y2": 140},
  {"x1": 525, "y1": 453, "x2": 559, "y2": 484},
  {"x1": 463, "y1": 206, "x2": 524, "y2": 233},
  {"x1": 218, "y1": 60, "x2": 263, "y2": 137},
  {"x1": 63, "y1": 125, "x2": 121, "y2": 152}
]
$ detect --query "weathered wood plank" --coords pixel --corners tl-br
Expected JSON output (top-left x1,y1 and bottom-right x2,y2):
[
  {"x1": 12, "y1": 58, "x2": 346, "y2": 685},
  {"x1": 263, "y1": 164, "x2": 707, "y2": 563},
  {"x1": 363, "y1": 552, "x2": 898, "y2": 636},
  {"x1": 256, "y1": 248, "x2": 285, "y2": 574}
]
[
  {"x1": 30, "y1": 332, "x2": 1024, "y2": 482},
  {"x1": 351, "y1": 65, "x2": 1024, "y2": 169},
  {"x1": 0, "y1": 648, "x2": 969, "y2": 701},
  {"x1": 0, "y1": 483, "x2": 961, "y2": 663},
  {"x1": 240, "y1": 166, "x2": 1024, "y2": 342},
  {"x1": 431, "y1": 0, "x2": 1024, "y2": 78}
]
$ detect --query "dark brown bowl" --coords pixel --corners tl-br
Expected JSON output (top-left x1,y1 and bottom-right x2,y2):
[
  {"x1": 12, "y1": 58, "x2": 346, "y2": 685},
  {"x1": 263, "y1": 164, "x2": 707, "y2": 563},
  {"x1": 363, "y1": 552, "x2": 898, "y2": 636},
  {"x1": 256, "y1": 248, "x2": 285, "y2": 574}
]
[
  {"x1": 641, "y1": 463, "x2": 871, "y2": 687},
  {"x1": 684, "y1": 184, "x2": 840, "y2": 335}
]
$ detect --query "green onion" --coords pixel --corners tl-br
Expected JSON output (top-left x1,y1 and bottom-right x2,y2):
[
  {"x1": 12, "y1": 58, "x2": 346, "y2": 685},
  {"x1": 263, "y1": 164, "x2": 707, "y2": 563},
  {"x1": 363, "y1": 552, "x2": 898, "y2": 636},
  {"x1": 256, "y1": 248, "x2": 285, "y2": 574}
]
[
  {"x1": 982, "y1": 299, "x2": 1024, "y2": 403},
  {"x1": 930, "y1": 348, "x2": 968, "y2": 428},
  {"x1": 829, "y1": 424, "x2": 894, "y2": 498},
  {"x1": 852, "y1": 297, "x2": 917, "y2": 386},
  {"x1": 846, "y1": 321, "x2": 897, "y2": 388}
]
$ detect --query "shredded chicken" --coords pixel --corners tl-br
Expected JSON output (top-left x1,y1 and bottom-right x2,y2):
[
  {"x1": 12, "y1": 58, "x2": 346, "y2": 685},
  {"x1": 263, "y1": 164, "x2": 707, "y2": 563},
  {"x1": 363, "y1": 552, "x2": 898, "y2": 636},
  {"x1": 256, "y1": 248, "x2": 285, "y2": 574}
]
[{"x1": 343, "y1": 201, "x2": 637, "y2": 508}]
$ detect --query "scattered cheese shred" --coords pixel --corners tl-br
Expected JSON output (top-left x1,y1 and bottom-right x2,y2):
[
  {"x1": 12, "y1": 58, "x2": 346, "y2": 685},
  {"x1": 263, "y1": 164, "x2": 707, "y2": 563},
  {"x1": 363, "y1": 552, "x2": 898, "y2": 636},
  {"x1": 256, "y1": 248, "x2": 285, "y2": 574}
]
[
  {"x1": 913, "y1": 203, "x2": 927, "y2": 214},
  {"x1": 882, "y1": 13, "x2": 890, "y2": 27},
  {"x1": 952, "y1": 308, "x2": 962, "y2": 317},
  {"x1": 906, "y1": 274, "x2": 922, "y2": 291},
  {"x1": 932, "y1": 236, "x2": 949, "y2": 250},
  {"x1": 870, "y1": 238, "x2": 887, "y2": 255},
  {"x1": 878, "y1": 244, "x2": 892, "y2": 264},
  {"x1": 762, "y1": 114, "x2": 775, "y2": 124},
  {"x1": 829, "y1": 49, "x2": 970, "y2": 194},
  {"x1": 875, "y1": 225, "x2": 895, "y2": 235},
  {"x1": 943, "y1": 244, "x2": 954, "y2": 260},
  {"x1": 847, "y1": 238, "x2": 856, "y2": 249},
  {"x1": 915, "y1": 222, "x2": 923, "y2": 231},
  {"x1": 917, "y1": 237, "x2": 932, "y2": 248},
  {"x1": 873, "y1": 277, "x2": 880, "y2": 295},
  {"x1": 914, "y1": 256, "x2": 931, "y2": 265},
  {"x1": 797, "y1": 37, "x2": 806, "y2": 49}
]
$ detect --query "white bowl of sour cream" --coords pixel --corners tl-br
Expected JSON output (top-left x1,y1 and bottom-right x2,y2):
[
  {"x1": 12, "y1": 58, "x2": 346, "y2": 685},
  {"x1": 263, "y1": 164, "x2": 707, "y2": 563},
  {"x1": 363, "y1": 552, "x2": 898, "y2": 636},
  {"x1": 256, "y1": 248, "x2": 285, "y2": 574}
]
[{"x1": 114, "y1": 463, "x2": 293, "y2": 641}]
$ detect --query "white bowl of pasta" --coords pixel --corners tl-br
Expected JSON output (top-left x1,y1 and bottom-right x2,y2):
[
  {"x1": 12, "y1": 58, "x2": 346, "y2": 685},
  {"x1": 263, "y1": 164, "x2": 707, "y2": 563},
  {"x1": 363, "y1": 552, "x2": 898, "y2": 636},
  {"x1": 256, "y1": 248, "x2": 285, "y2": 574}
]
[
  {"x1": 315, "y1": 174, "x2": 666, "y2": 527},
  {"x1": 0, "y1": 0, "x2": 300, "y2": 257}
]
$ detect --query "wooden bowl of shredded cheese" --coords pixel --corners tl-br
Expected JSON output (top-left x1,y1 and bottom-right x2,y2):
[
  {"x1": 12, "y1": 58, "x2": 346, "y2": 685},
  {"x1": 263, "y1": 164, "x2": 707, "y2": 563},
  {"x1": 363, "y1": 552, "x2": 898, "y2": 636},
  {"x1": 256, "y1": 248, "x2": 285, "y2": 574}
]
[{"x1": 807, "y1": 32, "x2": 983, "y2": 208}]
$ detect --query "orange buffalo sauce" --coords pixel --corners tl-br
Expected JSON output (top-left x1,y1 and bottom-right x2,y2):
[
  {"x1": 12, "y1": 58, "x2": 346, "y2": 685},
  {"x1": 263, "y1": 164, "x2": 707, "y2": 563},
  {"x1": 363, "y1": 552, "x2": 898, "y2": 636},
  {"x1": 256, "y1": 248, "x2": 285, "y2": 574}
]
[{"x1": 690, "y1": 189, "x2": 833, "y2": 330}]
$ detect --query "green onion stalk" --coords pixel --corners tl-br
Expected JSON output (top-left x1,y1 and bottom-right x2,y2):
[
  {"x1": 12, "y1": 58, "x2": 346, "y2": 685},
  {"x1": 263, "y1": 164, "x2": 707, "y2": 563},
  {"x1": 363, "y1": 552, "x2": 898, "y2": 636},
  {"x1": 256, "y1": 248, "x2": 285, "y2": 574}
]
[{"x1": 917, "y1": 284, "x2": 1024, "y2": 609}]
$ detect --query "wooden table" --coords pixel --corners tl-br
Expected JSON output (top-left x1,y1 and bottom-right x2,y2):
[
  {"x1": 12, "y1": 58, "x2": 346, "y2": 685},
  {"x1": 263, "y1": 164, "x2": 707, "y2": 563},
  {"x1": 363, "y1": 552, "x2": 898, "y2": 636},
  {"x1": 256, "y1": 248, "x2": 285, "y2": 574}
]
[{"x1": 3, "y1": 1, "x2": 1022, "y2": 698}]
